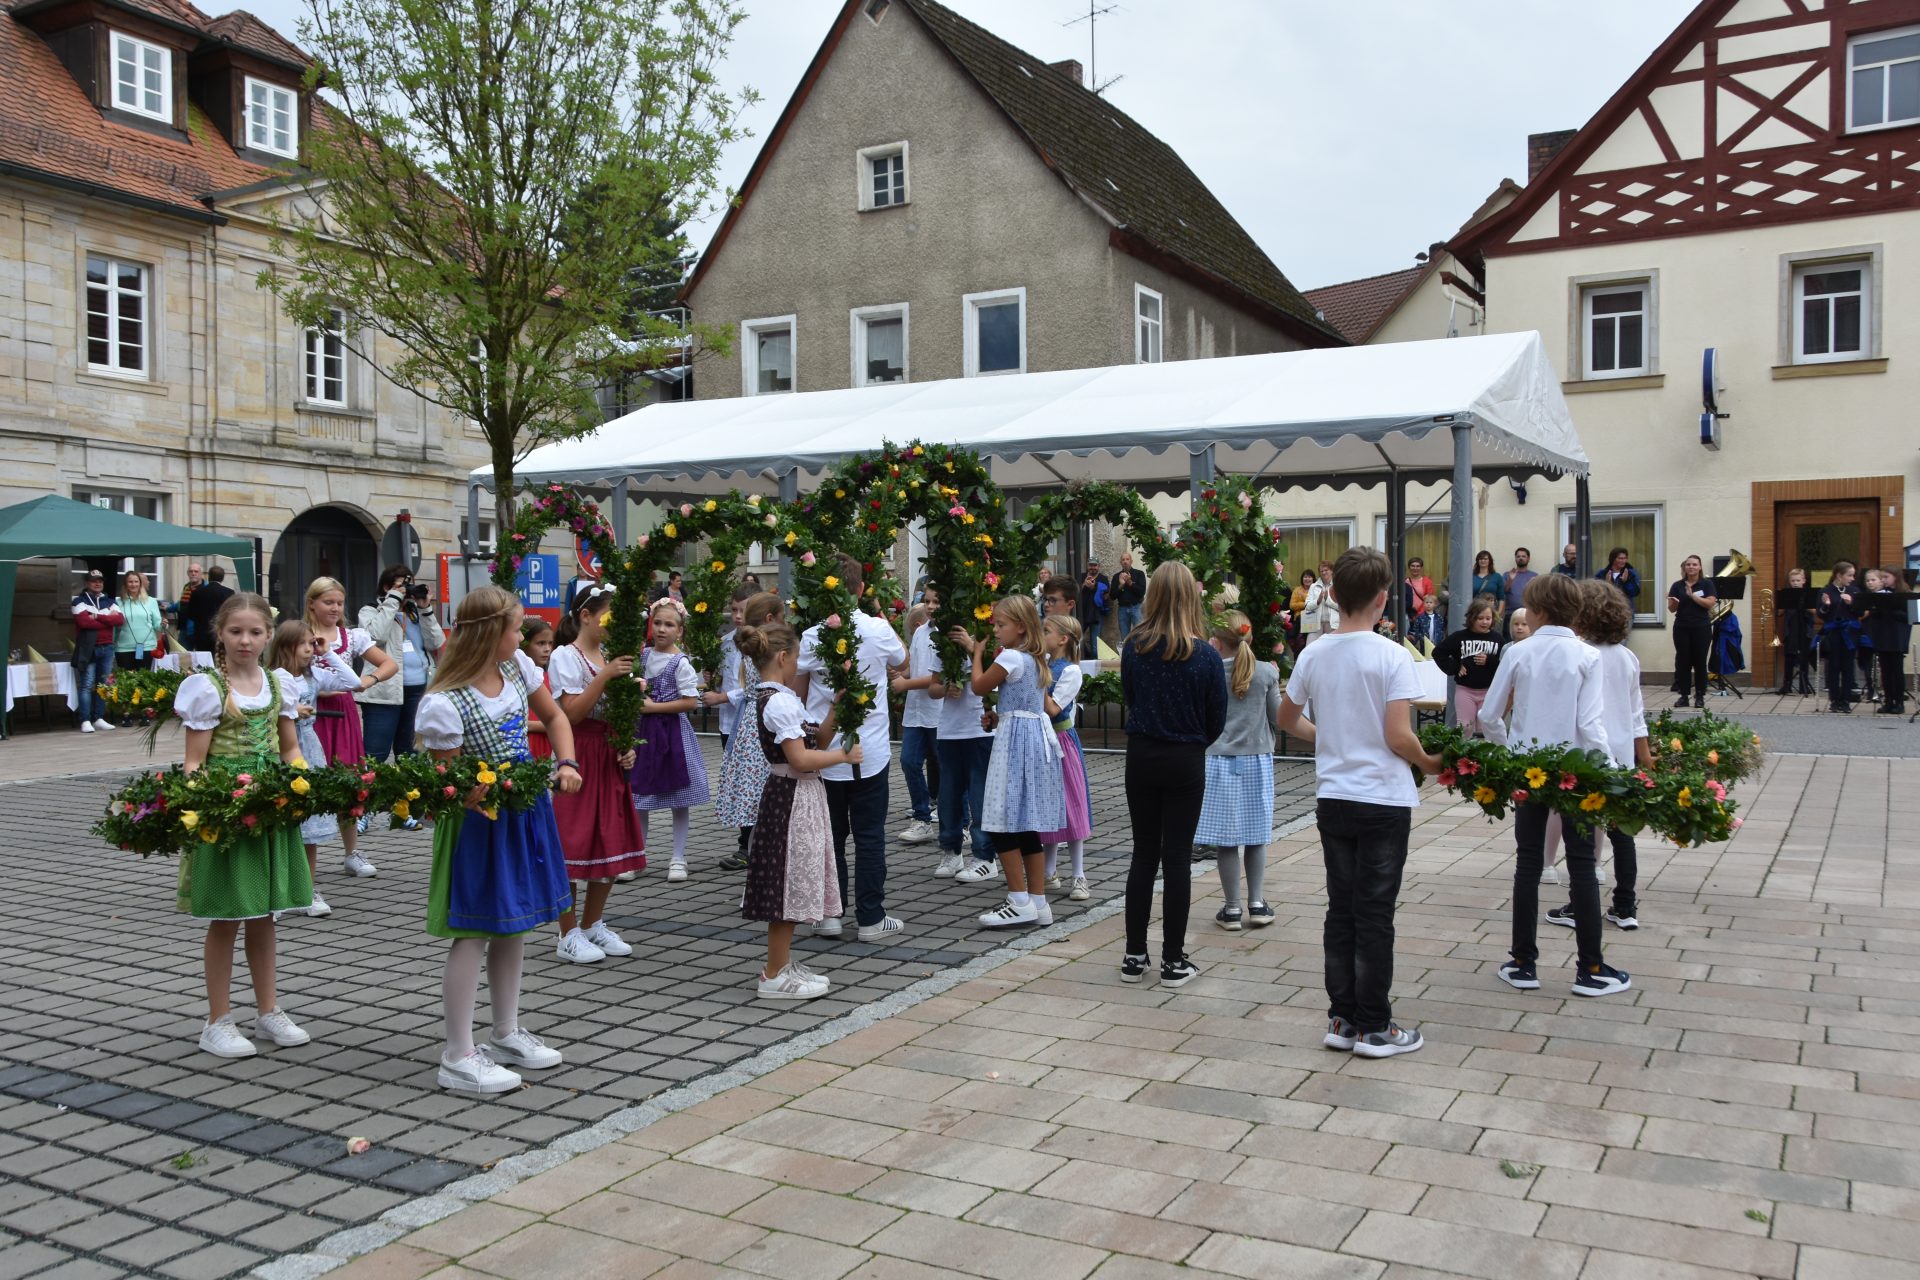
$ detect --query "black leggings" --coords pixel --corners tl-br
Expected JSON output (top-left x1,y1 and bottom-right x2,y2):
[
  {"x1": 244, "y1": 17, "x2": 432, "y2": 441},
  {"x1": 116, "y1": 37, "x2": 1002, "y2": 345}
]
[
  {"x1": 1124, "y1": 736, "x2": 1207, "y2": 960},
  {"x1": 991, "y1": 831, "x2": 1043, "y2": 855},
  {"x1": 1673, "y1": 627, "x2": 1711, "y2": 698}
]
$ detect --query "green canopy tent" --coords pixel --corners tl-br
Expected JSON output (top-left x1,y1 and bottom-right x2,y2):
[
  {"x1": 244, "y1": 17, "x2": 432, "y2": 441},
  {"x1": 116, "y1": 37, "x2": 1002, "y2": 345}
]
[{"x1": 1, "y1": 495, "x2": 257, "y2": 731}]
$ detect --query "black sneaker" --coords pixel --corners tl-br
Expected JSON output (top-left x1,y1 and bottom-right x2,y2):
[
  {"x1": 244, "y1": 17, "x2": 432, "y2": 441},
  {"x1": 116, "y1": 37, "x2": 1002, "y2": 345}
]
[
  {"x1": 1545, "y1": 905, "x2": 1576, "y2": 928},
  {"x1": 1323, "y1": 1016, "x2": 1359, "y2": 1051},
  {"x1": 1247, "y1": 902, "x2": 1275, "y2": 928},
  {"x1": 1120, "y1": 953, "x2": 1150, "y2": 984},
  {"x1": 1215, "y1": 906, "x2": 1244, "y2": 932},
  {"x1": 718, "y1": 852, "x2": 750, "y2": 872},
  {"x1": 1606, "y1": 909, "x2": 1639, "y2": 930},
  {"x1": 1353, "y1": 1023, "x2": 1424, "y2": 1059},
  {"x1": 1572, "y1": 962, "x2": 1631, "y2": 996},
  {"x1": 1160, "y1": 955, "x2": 1200, "y2": 988},
  {"x1": 1498, "y1": 961, "x2": 1540, "y2": 990}
]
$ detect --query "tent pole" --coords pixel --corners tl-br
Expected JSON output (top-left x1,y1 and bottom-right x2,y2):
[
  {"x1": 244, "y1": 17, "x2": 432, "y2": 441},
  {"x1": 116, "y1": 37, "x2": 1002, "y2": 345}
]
[
  {"x1": 1388, "y1": 467, "x2": 1407, "y2": 639},
  {"x1": 1448, "y1": 423, "x2": 1473, "y2": 727},
  {"x1": 1189, "y1": 446, "x2": 1214, "y2": 513},
  {"x1": 777, "y1": 470, "x2": 799, "y2": 595},
  {"x1": 1575, "y1": 474, "x2": 1593, "y2": 577},
  {"x1": 466, "y1": 480, "x2": 482, "y2": 562},
  {"x1": 611, "y1": 479, "x2": 630, "y2": 546}
]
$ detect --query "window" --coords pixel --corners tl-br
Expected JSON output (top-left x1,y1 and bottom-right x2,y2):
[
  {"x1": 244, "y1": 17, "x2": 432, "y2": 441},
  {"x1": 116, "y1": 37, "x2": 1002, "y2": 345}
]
[
  {"x1": 459, "y1": 516, "x2": 494, "y2": 557},
  {"x1": 850, "y1": 304, "x2": 908, "y2": 386},
  {"x1": 245, "y1": 78, "x2": 297, "y2": 157},
  {"x1": 85, "y1": 254, "x2": 148, "y2": 377},
  {"x1": 1848, "y1": 24, "x2": 1920, "y2": 131},
  {"x1": 1135, "y1": 284, "x2": 1163, "y2": 363},
  {"x1": 741, "y1": 315, "x2": 795, "y2": 395},
  {"x1": 1794, "y1": 261, "x2": 1868, "y2": 362},
  {"x1": 304, "y1": 309, "x2": 348, "y2": 405},
  {"x1": 75, "y1": 489, "x2": 166, "y2": 596},
  {"x1": 963, "y1": 287, "x2": 1026, "y2": 377},
  {"x1": 1581, "y1": 283, "x2": 1647, "y2": 378},
  {"x1": 1274, "y1": 520, "x2": 1355, "y2": 587},
  {"x1": 857, "y1": 142, "x2": 909, "y2": 211},
  {"x1": 1559, "y1": 505, "x2": 1662, "y2": 624},
  {"x1": 1373, "y1": 516, "x2": 1452, "y2": 590},
  {"x1": 111, "y1": 32, "x2": 171, "y2": 122}
]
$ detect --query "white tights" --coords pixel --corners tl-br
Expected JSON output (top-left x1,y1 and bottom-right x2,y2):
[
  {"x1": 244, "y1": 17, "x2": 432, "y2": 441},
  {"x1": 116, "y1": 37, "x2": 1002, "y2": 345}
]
[
  {"x1": 442, "y1": 938, "x2": 524, "y2": 1061},
  {"x1": 639, "y1": 808, "x2": 692, "y2": 865},
  {"x1": 1045, "y1": 839, "x2": 1086, "y2": 879}
]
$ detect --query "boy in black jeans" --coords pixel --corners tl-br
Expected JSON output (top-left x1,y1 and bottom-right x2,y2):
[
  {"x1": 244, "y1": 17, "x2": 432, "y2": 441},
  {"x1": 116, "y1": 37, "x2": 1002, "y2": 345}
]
[{"x1": 1279, "y1": 548, "x2": 1442, "y2": 1057}]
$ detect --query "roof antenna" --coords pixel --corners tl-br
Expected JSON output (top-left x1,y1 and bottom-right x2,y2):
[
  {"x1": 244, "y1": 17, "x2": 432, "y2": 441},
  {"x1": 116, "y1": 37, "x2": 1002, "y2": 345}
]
[{"x1": 1063, "y1": 0, "x2": 1124, "y2": 95}]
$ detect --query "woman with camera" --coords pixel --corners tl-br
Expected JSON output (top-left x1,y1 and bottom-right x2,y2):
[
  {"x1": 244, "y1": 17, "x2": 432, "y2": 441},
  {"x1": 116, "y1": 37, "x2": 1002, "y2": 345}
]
[{"x1": 357, "y1": 566, "x2": 447, "y2": 820}]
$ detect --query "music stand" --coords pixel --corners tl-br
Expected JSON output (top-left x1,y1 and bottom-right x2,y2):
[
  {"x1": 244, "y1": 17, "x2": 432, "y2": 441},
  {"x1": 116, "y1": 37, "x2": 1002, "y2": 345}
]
[{"x1": 1708, "y1": 576, "x2": 1748, "y2": 699}]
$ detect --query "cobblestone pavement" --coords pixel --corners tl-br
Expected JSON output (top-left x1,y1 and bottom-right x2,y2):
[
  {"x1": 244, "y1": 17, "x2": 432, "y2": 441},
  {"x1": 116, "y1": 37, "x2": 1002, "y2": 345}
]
[
  {"x1": 0, "y1": 737, "x2": 1317, "y2": 1279},
  {"x1": 326, "y1": 751, "x2": 1920, "y2": 1280}
]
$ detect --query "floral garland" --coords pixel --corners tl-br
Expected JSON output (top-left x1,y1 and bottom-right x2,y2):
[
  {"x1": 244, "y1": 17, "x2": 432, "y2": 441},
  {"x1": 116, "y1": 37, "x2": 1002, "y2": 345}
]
[
  {"x1": 1175, "y1": 475, "x2": 1290, "y2": 664},
  {"x1": 97, "y1": 668, "x2": 187, "y2": 749}
]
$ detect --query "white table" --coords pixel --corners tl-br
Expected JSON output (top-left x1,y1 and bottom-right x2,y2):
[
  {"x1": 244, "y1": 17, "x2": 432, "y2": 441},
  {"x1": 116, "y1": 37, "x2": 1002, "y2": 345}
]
[
  {"x1": 152, "y1": 651, "x2": 214, "y2": 673},
  {"x1": 5, "y1": 663, "x2": 78, "y2": 714}
]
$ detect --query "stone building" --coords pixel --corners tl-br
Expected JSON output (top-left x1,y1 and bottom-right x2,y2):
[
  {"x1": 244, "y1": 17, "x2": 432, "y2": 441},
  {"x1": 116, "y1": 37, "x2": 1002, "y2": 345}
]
[{"x1": 0, "y1": 0, "x2": 484, "y2": 651}]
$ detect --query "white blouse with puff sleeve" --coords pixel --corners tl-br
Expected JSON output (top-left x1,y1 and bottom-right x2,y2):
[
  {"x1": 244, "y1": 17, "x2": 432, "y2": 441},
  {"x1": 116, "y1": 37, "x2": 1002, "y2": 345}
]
[
  {"x1": 415, "y1": 652, "x2": 542, "y2": 751},
  {"x1": 175, "y1": 671, "x2": 300, "y2": 731}
]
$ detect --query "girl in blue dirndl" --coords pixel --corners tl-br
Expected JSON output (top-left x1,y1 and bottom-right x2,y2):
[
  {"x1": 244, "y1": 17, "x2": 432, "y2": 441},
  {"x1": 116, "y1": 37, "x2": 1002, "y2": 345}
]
[{"x1": 416, "y1": 587, "x2": 583, "y2": 1096}]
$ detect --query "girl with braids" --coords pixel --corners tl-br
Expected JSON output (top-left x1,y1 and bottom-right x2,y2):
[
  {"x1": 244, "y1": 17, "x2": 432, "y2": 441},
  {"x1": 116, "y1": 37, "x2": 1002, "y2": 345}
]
[
  {"x1": 174, "y1": 594, "x2": 314, "y2": 1058},
  {"x1": 1194, "y1": 609, "x2": 1282, "y2": 931},
  {"x1": 415, "y1": 586, "x2": 582, "y2": 1094},
  {"x1": 1037, "y1": 614, "x2": 1093, "y2": 900},
  {"x1": 714, "y1": 592, "x2": 787, "y2": 864},
  {"x1": 546, "y1": 584, "x2": 646, "y2": 964},
  {"x1": 305, "y1": 578, "x2": 398, "y2": 878},
  {"x1": 268, "y1": 620, "x2": 360, "y2": 919},
  {"x1": 737, "y1": 620, "x2": 860, "y2": 1000}
]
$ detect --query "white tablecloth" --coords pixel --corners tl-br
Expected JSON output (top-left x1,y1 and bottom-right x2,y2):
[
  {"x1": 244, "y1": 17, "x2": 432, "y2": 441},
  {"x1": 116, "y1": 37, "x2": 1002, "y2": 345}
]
[
  {"x1": 5, "y1": 664, "x2": 78, "y2": 714},
  {"x1": 151, "y1": 652, "x2": 214, "y2": 673}
]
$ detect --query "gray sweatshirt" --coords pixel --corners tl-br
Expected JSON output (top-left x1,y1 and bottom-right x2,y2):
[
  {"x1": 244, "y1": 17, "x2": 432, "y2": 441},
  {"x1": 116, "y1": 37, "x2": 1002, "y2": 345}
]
[{"x1": 1207, "y1": 660, "x2": 1281, "y2": 757}]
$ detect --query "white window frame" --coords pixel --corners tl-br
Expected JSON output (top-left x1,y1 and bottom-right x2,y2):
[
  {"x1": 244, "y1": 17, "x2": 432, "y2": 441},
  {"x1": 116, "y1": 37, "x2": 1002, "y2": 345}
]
[
  {"x1": 1372, "y1": 514, "x2": 1453, "y2": 586},
  {"x1": 1778, "y1": 244, "x2": 1883, "y2": 365},
  {"x1": 244, "y1": 77, "x2": 298, "y2": 158},
  {"x1": 1559, "y1": 504, "x2": 1664, "y2": 625},
  {"x1": 1792, "y1": 259, "x2": 1870, "y2": 364},
  {"x1": 1578, "y1": 281, "x2": 1650, "y2": 379},
  {"x1": 84, "y1": 253, "x2": 150, "y2": 379},
  {"x1": 1134, "y1": 284, "x2": 1163, "y2": 364},
  {"x1": 1846, "y1": 23, "x2": 1920, "y2": 133},
  {"x1": 110, "y1": 31, "x2": 172, "y2": 123},
  {"x1": 741, "y1": 314, "x2": 796, "y2": 396},
  {"x1": 856, "y1": 142, "x2": 909, "y2": 212},
  {"x1": 303, "y1": 308, "x2": 349, "y2": 407},
  {"x1": 75, "y1": 489, "x2": 167, "y2": 597},
  {"x1": 459, "y1": 515, "x2": 494, "y2": 557},
  {"x1": 963, "y1": 287, "x2": 1027, "y2": 378},
  {"x1": 849, "y1": 303, "x2": 909, "y2": 387}
]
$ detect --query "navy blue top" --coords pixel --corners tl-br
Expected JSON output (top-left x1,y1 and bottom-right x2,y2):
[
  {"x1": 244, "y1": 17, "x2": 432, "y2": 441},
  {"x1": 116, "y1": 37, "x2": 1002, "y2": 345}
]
[{"x1": 1122, "y1": 637, "x2": 1228, "y2": 745}]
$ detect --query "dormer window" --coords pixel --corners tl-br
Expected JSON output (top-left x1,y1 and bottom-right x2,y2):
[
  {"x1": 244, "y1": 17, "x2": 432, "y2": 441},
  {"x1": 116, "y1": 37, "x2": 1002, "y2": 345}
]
[
  {"x1": 112, "y1": 32, "x2": 172, "y2": 123},
  {"x1": 246, "y1": 78, "x2": 298, "y2": 157}
]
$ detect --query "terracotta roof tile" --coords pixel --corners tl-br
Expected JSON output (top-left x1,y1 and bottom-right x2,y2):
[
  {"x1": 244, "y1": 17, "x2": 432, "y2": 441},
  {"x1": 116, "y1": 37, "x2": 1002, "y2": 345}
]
[
  {"x1": 1303, "y1": 264, "x2": 1427, "y2": 344},
  {"x1": 204, "y1": 9, "x2": 309, "y2": 70},
  {"x1": 898, "y1": 0, "x2": 1338, "y2": 343}
]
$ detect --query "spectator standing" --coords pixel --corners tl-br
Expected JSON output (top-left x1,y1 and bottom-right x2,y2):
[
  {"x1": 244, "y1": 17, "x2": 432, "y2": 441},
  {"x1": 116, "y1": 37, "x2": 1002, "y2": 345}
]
[
  {"x1": 1666, "y1": 554, "x2": 1717, "y2": 707},
  {"x1": 183, "y1": 566, "x2": 234, "y2": 653},
  {"x1": 649, "y1": 570, "x2": 684, "y2": 603},
  {"x1": 1596, "y1": 547, "x2": 1641, "y2": 608},
  {"x1": 1076, "y1": 562, "x2": 1110, "y2": 659},
  {"x1": 114, "y1": 570, "x2": 165, "y2": 672},
  {"x1": 1551, "y1": 543, "x2": 1580, "y2": 577},
  {"x1": 1471, "y1": 550, "x2": 1503, "y2": 616},
  {"x1": 1502, "y1": 549, "x2": 1537, "y2": 635},
  {"x1": 177, "y1": 563, "x2": 204, "y2": 649},
  {"x1": 70, "y1": 569, "x2": 122, "y2": 733},
  {"x1": 1112, "y1": 553, "x2": 1146, "y2": 641},
  {"x1": 1403, "y1": 558, "x2": 1434, "y2": 622},
  {"x1": 1302, "y1": 561, "x2": 1339, "y2": 642},
  {"x1": 358, "y1": 565, "x2": 446, "y2": 785}
]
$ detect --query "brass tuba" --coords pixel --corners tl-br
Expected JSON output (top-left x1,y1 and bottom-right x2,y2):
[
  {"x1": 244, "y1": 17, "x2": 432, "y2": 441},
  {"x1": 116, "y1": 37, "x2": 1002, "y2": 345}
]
[{"x1": 1709, "y1": 549, "x2": 1755, "y2": 624}]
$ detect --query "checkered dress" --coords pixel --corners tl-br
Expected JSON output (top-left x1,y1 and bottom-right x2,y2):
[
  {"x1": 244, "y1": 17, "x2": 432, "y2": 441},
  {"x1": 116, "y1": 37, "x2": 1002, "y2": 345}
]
[{"x1": 1195, "y1": 753, "x2": 1274, "y2": 847}]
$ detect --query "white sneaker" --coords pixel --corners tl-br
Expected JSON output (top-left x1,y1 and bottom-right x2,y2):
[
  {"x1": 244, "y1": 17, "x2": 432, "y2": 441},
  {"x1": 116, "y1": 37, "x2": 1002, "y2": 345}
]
[
  {"x1": 1046, "y1": 874, "x2": 1063, "y2": 892},
  {"x1": 980, "y1": 898, "x2": 1038, "y2": 928},
  {"x1": 584, "y1": 921, "x2": 633, "y2": 957},
  {"x1": 1540, "y1": 864, "x2": 1560, "y2": 886},
  {"x1": 1033, "y1": 899, "x2": 1054, "y2": 927},
  {"x1": 487, "y1": 1028, "x2": 562, "y2": 1069},
  {"x1": 934, "y1": 852, "x2": 962, "y2": 877},
  {"x1": 758, "y1": 962, "x2": 831, "y2": 1000},
  {"x1": 255, "y1": 1009, "x2": 311, "y2": 1047},
  {"x1": 899, "y1": 819, "x2": 936, "y2": 844},
  {"x1": 1069, "y1": 876, "x2": 1091, "y2": 901},
  {"x1": 616, "y1": 870, "x2": 637, "y2": 882},
  {"x1": 79, "y1": 721, "x2": 94, "y2": 733},
  {"x1": 199, "y1": 1015, "x2": 256, "y2": 1059},
  {"x1": 556, "y1": 928, "x2": 605, "y2": 964},
  {"x1": 343, "y1": 852, "x2": 378, "y2": 878},
  {"x1": 813, "y1": 917, "x2": 843, "y2": 939},
  {"x1": 857, "y1": 916, "x2": 907, "y2": 943},
  {"x1": 955, "y1": 860, "x2": 999, "y2": 884},
  {"x1": 438, "y1": 1049, "x2": 520, "y2": 1094},
  {"x1": 666, "y1": 862, "x2": 688, "y2": 883},
  {"x1": 305, "y1": 893, "x2": 332, "y2": 918},
  {"x1": 93, "y1": 718, "x2": 115, "y2": 731}
]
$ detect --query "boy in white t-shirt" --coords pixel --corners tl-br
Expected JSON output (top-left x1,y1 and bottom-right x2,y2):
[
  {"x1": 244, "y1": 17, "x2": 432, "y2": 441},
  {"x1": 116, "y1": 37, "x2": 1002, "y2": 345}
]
[{"x1": 1279, "y1": 548, "x2": 1442, "y2": 1059}]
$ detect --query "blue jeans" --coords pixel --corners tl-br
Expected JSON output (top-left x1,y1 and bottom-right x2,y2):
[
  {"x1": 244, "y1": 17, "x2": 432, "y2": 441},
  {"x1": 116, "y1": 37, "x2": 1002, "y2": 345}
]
[
  {"x1": 936, "y1": 735, "x2": 993, "y2": 862},
  {"x1": 75, "y1": 643, "x2": 117, "y2": 724},
  {"x1": 1118, "y1": 603, "x2": 1142, "y2": 640},
  {"x1": 826, "y1": 771, "x2": 890, "y2": 927},
  {"x1": 899, "y1": 725, "x2": 938, "y2": 821},
  {"x1": 360, "y1": 683, "x2": 426, "y2": 762}
]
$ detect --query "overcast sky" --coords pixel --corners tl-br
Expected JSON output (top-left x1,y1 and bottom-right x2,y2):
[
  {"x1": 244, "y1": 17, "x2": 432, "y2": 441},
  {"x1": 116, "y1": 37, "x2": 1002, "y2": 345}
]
[{"x1": 232, "y1": 0, "x2": 1697, "y2": 288}]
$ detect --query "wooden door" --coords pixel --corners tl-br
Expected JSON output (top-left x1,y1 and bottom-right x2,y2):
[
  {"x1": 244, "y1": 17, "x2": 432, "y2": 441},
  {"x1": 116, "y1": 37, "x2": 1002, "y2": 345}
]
[{"x1": 1759, "y1": 499, "x2": 1878, "y2": 685}]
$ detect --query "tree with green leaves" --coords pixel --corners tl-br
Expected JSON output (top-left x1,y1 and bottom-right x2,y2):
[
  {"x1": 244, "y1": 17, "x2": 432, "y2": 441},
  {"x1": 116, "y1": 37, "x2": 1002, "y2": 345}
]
[{"x1": 266, "y1": 0, "x2": 754, "y2": 531}]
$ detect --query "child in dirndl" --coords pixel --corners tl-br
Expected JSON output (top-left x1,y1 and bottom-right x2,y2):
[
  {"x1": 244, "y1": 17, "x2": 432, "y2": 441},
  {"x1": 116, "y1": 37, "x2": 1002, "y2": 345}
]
[
  {"x1": 631, "y1": 597, "x2": 712, "y2": 881},
  {"x1": 1038, "y1": 615, "x2": 1094, "y2": 902},
  {"x1": 416, "y1": 586, "x2": 581, "y2": 1095},
  {"x1": 304, "y1": 577, "x2": 398, "y2": 878},
  {"x1": 176, "y1": 594, "x2": 315, "y2": 1059},
  {"x1": 521, "y1": 617, "x2": 555, "y2": 759},
  {"x1": 269, "y1": 621, "x2": 359, "y2": 920},
  {"x1": 1196, "y1": 610, "x2": 1281, "y2": 931},
  {"x1": 714, "y1": 592, "x2": 787, "y2": 866}
]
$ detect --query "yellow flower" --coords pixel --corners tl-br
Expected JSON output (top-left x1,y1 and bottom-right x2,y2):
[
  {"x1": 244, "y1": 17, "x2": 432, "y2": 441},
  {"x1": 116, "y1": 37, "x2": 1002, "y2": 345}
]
[
  {"x1": 824, "y1": 575, "x2": 840, "y2": 590},
  {"x1": 912, "y1": 444, "x2": 923, "y2": 455},
  {"x1": 1579, "y1": 792, "x2": 1607, "y2": 812},
  {"x1": 392, "y1": 801, "x2": 411, "y2": 819},
  {"x1": 201, "y1": 828, "x2": 219, "y2": 844},
  {"x1": 896, "y1": 489, "x2": 906, "y2": 499},
  {"x1": 1706, "y1": 749, "x2": 1720, "y2": 765},
  {"x1": 481, "y1": 807, "x2": 499, "y2": 821},
  {"x1": 855, "y1": 692, "x2": 870, "y2": 704},
  {"x1": 836, "y1": 639, "x2": 848, "y2": 655},
  {"x1": 289, "y1": 758, "x2": 309, "y2": 770},
  {"x1": 785, "y1": 531, "x2": 798, "y2": 547},
  {"x1": 1670, "y1": 737, "x2": 1683, "y2": 752},
  {"x1": 694, "y1": 600, "x2": 709, "y2": 613},
  {"x1": 289, "y1": 776, "x2": 311, "y2": 796},
  {"x1": 406, "y1": 789, "x2": 420, "y2": 801},
  {"x1": 179, "y1": 810, "x2": 200, "y2": 830},
  {"x1": 961, "y1": 513, "x2": 975, "y2": 525},
  {"x1": 1676, "y1": 786, "x2": 1693, "y2": 808},
  {"x1": 834, "y1": 488, "x2": 846, "y2": 499},
  {"x1": 1472, "y1": 785, "x2": 1496, "y2": 804},
  {"x1": 1524, "y1": 767, "x2": 1547, "y2": 788},
  {"x1": 747, "y1": 494, "x2": 761, "y2": 507},
  {"x1": 974, "y1": 604, "x2": 994, "y2": 620},
  {"x1": 711, "y1": 559, "x2": 726, "y2": 572},
  {"x1": 703, "y1": 499, "x2": 717, "y2": 512},
  {"x1": 664, "y1": 522, "x2": 677, "y2": 539},
  {"x1": 598, "y1": 611, "x2": 612, "y2": 628},
  {"x1": 976, "y1": 533, "x2": 993, "y2": 547},
  {"x1": 476, "y1": 769, "x2": 498, "y2": 786},
  {"x1": 131, "y1": 691, "x2": 143, "y2": 706}
]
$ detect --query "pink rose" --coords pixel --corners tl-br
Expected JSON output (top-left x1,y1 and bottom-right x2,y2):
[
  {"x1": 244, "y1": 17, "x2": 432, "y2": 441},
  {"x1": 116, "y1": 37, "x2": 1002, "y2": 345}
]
[
  {"x1": 349, "y1": 806, "x2": 364, "y2": 817},
  {"x1": 236, "y1": 773, "x2": 253, "y2": 785},
  {"x1": 637, "y1": 534, "x2": 649, "y2": 548},
  {"x1": 1730, "y1": 816, "x2": 1744, "y2": 829},
  {"x1": 680, "y1": 503, "x2": 693, "y2": 517},
  {"x1": 984, "y1": 572, "x2": 1000, "y2": 588},
  {"x1": 241, "y1": 814, "x2": 258, "y2": 828},
  {"x1": 825, "y1": 614, "x2": 843, "y2": 629},
  {"x1": 1238, "y1": 491, "x2": 1253, "y2": 510},
  {"x1": 443, "y1": 785, "x2": 457, "y2": 797},
  {"x1": 1437, "y1": 768, "x2": 1457, "y2": 787},
  {"x1": 360, "y1": 772, "x2": 377, "y2": 784},
  {"x1": 231, "y1": 789, "x2": 247, "y2": 799},
  {"x1": 1511, "y1": 789, "x2": 1529, "y2": 804},
  {"x1": 1558, "y1": 773, "x2": 1577, "y2": 791},
  {"x1": 948, "y1": 505, "x2": 966, "y2": 518},
  {"x1": 842, "y1": 660, "x2": 854, "y2": 671},
  {"x1": 801, "y1": 551, "x2": 817, "y2": 566}
]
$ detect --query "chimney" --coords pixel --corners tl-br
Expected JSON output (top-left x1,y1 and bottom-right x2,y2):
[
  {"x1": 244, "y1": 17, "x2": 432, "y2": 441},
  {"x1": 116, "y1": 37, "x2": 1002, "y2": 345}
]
[
  {"x1": 1048, "y1": 58, "x2": 1084, "y2": 87},
  {"x1": 1527, "y1": 129, "x2": 1577, "y2": 182}
]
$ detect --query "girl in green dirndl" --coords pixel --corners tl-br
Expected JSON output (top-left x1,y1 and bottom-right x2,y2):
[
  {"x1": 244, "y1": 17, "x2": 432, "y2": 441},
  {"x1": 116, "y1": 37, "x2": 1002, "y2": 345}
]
[{"x1": 174, "y1": 593, "x2": 316, "y2": 1059}]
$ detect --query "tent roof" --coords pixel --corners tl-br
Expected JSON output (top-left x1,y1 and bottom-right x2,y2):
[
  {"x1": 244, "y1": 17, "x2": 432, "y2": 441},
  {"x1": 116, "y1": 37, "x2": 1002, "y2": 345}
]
[
  {"x1": 0, "y1": 495, "x2": 255, "y2": 562},
  {"x1": 473, "y1": 331, "x2": 1586, "y2": 498}
]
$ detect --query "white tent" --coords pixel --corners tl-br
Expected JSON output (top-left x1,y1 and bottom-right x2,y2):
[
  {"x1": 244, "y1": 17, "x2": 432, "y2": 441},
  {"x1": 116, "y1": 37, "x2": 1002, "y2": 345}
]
[{"x1": 467, "y1": 331, "x2": 1592, "y2": 631}]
